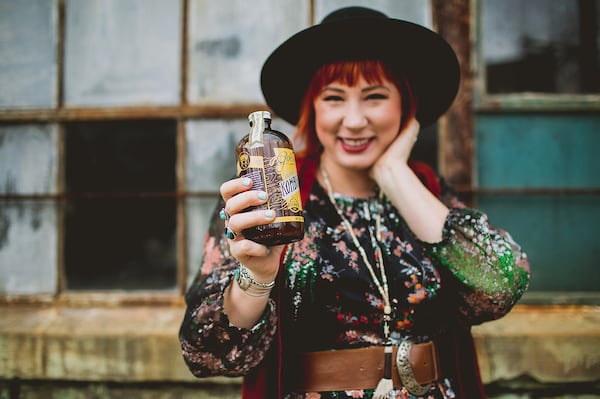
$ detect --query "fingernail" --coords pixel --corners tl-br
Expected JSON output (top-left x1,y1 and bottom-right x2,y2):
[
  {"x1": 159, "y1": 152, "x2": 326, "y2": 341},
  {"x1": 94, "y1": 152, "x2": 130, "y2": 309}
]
[
  {"x1": 242, "y1": 178, "x2": 251, "y2": 186},
  {"x1": 266, "y1": 248, "x2": 271, "y2": 256},
  {"x1": 265, "y1": 210, "x2": 274, "y2": 218},
  {"x1": 258, "y1": 191, "x2": 267, "y2": 200}
]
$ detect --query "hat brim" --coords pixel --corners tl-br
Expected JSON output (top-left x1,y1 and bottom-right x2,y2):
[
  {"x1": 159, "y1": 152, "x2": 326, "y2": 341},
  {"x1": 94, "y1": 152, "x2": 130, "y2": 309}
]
[{"x1": 260, "y1": 17, "x2": 460, "y2": 127}]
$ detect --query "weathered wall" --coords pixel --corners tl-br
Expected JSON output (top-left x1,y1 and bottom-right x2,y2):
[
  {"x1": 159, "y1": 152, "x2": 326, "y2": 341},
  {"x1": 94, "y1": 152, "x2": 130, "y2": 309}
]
[{"x1": 1, "y1": 304, "x2": 598, "y2": 398}]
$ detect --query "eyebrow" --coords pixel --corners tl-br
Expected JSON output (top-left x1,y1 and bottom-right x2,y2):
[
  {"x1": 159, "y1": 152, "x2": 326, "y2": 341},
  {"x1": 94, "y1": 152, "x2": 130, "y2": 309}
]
[
  {"x1": 362, "y1": 85, "x2": 391, "y2": 93},
  {"x1": 320, "y1": 84, "x2": 391, "y2": 93}
]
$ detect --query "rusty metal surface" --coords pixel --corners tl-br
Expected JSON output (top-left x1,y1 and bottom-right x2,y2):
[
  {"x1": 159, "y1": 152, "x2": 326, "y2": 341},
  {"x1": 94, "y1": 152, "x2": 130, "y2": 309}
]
[{"x1": 432, "y1": 0, "x2": 474, "y2": 188}]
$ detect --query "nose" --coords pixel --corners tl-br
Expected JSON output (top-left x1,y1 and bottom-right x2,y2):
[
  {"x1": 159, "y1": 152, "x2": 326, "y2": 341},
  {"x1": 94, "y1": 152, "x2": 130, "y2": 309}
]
[{"x1": 342, "y1": 101, "x2": 368, "y2": 131}]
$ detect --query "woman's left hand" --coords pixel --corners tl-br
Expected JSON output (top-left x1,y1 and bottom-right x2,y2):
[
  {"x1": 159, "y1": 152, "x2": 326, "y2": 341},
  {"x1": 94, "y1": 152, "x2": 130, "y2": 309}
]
[
  {"x1": 370, "y1": 115, "x2": 420, "y2": 181},
  {"x1": 369, "y1": 115, "x2": 449, "y2": 243}
]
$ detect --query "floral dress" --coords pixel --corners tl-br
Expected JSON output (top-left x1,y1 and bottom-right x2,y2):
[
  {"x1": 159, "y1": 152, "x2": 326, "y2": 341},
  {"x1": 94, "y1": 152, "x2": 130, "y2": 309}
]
[{"x1": 180, "y1": 177, "x2": 530, "y2": 399}]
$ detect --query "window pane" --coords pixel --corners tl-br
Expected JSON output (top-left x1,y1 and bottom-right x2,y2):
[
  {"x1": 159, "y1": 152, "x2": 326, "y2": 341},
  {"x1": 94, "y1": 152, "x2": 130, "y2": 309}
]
[
  {"x1": 0, "y1": 201, "x2": 58, "y2": 295},
  {"x1": 0, "y1": 0, "x2": 58, "y2": 109},
  {"x1": 64, "y1": 0, "x2": 181, "y2": 106},
  {"x1": 65, "y1": 197, "x2": 176, "y2": 290},
  {"x1": 483, "y1": 0, "x2": 600, "y2": 94},
  {"x1": 187, "y1": 0, "x2": 308, "y2": 103},
  {"x1": 66, "y1": 120, "x2": 176, "y2": 193},
  {"x1": 0, "y1": 124, "x2": 59, "y2": 295},
  {"x1": 478, "y1": 194, "x2": 600, "y2": 292},
  {"x1": 65, "y1": 120, "x2": 176, "y2": 290},
  {"x1": 477, "y1": 114, "x2": 600, "y2": 189},
  {"x1": 0, "y1": 123, "x2": 59, "y2": 194}
]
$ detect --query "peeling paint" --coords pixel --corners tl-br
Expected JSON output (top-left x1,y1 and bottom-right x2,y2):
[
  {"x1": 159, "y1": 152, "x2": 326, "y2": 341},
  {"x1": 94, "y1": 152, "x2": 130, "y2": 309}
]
[{"x1": 195, "y1": 36, "x2": 240, "y2": 58}]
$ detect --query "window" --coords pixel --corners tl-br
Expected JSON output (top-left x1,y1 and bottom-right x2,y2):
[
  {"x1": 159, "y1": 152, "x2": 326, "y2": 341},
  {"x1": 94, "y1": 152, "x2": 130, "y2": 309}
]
[
  {"x1": 482, "y1": 0, "x2": 599, "y2": 94},
  {"x1": 0, "y1": 0, "x2": 310, "y2": 299},
  {"x1": 0, "y1": 124, "x2": 58, "y2": 295},
  {"x1": 64, "y1": 0, "x2": 181, "y2": 107},
  {"x1": 64, "y1": 120, "x2": 177, "y2": 290},
  {"x1": 475, "y1": 0, "x2": 600, "y2": 302}
]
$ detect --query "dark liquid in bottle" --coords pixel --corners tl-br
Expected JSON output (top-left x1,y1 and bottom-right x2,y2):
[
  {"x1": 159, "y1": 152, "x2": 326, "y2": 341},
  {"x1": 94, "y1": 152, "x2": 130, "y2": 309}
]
[{"x1": 236, "y1": 112, "x2": 304, "y2": 245}]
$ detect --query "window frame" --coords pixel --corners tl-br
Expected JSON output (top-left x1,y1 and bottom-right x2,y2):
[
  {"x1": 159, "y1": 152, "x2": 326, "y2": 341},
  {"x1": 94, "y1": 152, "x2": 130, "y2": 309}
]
[
  {"x1": 0, "y1": 0, "x2": 265, "y2": 304},
  {"x1": 472, "y1": 0, "x2": 600, "y2": 113}
]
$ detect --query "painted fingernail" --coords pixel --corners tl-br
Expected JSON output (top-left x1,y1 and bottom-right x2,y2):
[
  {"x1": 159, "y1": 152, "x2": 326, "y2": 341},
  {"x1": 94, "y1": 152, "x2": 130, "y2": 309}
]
[
  {"x1": 242, "y1": 178, "x2": 251, "y2": 186},
  {"x1": 265, "y1": 210, "x2": 274, "y2": 218},
  {"x1": 219, "y1": 208, "x2": 228, "y2": 220},
  {"x1": 258, "y1": 191, "x2": 267, "y2": 200}
]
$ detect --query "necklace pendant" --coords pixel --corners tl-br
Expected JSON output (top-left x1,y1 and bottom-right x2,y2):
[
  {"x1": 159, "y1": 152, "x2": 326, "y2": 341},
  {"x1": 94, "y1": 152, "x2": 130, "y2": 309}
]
[{"x1": 383, "y1": 322, "x2": 390, "y2": 338}]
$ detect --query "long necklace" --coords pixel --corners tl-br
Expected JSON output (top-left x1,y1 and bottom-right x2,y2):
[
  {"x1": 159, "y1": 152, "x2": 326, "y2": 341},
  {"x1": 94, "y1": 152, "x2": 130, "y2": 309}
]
[
  {"x1": 320, "y1": 167, "x2": 392, "y2": 334},
  {"x1": 320, "y1": 166, "x2": 395, "y2": 397}
]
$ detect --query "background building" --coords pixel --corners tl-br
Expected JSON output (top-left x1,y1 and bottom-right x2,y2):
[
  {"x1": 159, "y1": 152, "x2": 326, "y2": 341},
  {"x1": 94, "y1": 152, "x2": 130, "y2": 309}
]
[{"x1": 1, "y1": 0, "x2": 599, "y2": 397}]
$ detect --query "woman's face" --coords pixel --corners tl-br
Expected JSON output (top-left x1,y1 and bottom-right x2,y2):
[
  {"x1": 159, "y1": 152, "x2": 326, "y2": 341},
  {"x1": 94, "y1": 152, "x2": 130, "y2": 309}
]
[{"x1": 313, "y1": 75, "x2": 402, "y2": 173}]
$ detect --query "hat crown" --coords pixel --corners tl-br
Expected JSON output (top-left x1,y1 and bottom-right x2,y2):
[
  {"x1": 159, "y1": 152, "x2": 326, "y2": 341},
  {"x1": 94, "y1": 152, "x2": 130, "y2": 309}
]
[{"x1": 321, "y1": 7, "x2": 387, "y2": 24}]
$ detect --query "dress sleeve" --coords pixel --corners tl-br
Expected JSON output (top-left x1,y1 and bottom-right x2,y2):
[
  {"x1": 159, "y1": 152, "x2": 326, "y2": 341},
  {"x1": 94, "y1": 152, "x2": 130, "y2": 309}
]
[
  {"x1": 422, "y1": 180, "x2": 531, "y2": 325},
  {"x1": 179, "y1": 200, "x2": 278, "y2": 378}
]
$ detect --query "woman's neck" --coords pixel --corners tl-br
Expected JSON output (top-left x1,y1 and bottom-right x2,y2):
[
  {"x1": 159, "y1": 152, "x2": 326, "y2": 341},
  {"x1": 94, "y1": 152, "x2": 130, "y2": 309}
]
[{"x1": 318, "y1": 157, "x2": 376, "y2": 198}]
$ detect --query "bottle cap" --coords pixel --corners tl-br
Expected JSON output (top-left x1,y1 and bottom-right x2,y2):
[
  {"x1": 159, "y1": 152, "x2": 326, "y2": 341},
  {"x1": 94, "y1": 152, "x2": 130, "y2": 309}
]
[
  {"x1": 248, "y1": 111, "x2": 270, "y2": 146},
  {"x1": 248, "y1": 111, "x2": 271, "y2": 125}
]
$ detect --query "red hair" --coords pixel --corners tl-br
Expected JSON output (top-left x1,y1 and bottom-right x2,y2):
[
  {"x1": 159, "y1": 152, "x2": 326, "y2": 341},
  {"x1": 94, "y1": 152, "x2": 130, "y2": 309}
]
[{"x1": 293, "y1": 60, "x2": 417, "y2": 158}]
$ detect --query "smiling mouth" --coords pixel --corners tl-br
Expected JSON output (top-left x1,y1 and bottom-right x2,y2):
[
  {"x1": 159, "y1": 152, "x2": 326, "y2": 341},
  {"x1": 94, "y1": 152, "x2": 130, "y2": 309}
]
[
  {"x1": 338, "y1": 137, "x2": 373, "y2": 152},
  {"x1": 340, "y1": 138, "x2": 371, "y2": 147}
]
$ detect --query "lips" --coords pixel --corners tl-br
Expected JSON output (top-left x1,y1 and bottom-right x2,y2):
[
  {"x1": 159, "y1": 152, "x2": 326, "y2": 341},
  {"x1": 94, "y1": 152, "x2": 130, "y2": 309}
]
[{"x1": 338, "y1": 137, "x2": 373, "y2": 152}]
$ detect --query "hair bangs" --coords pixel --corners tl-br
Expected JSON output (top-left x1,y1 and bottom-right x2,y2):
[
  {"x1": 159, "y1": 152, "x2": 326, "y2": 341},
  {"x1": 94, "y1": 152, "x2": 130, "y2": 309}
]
[{"x1": 313, "y1": 60, "x2": 392, "y2": 88}]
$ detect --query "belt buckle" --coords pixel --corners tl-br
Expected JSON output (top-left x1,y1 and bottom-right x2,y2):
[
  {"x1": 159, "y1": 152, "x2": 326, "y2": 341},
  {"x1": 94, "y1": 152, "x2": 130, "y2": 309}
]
[{"x1": 396, "y1": 338, "x2": 433, "y2": 396}]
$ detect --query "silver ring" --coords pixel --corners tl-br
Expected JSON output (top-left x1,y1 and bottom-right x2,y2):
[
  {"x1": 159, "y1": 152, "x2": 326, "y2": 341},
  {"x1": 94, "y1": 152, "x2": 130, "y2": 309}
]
[{"x1": 225, "y1": 227, "x2": 237, "y2": 240}]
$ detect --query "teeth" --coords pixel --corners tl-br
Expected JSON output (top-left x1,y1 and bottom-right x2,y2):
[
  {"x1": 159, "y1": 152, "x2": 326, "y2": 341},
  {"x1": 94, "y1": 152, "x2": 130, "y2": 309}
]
[{"x1": 342, "y1": 138, "x2": 370, "y2": 147}]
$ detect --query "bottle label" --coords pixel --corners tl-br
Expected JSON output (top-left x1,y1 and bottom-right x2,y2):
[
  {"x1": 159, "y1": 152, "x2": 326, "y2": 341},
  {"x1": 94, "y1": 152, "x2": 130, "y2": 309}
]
[
  {"x1": 237, "y1": 152, "x2": 267, "y2": 192},
  {"x1": 237, "y1": 147, "x2": 303, "y2": 222},
  {"x1": 271, "y1": 148, "x2": 302, "y2": 214}
]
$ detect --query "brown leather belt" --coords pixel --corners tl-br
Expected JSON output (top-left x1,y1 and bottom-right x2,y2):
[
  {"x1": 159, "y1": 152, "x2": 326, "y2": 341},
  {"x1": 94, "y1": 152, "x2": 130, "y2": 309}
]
[{"x1": 293, "y1": 341, "x2": 439, "y2": 392}]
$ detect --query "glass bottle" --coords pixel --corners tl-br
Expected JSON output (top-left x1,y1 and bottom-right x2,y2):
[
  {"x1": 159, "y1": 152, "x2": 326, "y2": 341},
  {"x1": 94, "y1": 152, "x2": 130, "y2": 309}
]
[{"x1": 235, "y1": 111, "x2": 304, "y2": 245}]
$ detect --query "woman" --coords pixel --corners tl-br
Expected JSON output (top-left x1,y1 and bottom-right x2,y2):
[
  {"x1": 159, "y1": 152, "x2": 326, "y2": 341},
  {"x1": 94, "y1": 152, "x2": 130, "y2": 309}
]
[{"x1": 180, "y1": 7, "x2": 530, "y2": 399}]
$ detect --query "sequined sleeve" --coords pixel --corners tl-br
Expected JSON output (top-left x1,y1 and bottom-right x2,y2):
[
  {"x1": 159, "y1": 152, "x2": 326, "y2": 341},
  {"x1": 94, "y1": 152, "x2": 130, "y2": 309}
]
[
  {"x1": 423, "y1": 184, "x2": 531, "y2": 324},
  {"x1": 179, "y1": 201, "x2": 278, "y2": 378}
]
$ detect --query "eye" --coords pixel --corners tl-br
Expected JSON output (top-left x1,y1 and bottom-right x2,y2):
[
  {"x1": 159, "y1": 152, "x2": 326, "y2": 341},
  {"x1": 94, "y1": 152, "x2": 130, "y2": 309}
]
[
  {"x1": 323, "y1": 95, "x2": 344, "y2": 102},
  {"x1": 366, "y1": 93, "x2": 388, "y2": 100}
]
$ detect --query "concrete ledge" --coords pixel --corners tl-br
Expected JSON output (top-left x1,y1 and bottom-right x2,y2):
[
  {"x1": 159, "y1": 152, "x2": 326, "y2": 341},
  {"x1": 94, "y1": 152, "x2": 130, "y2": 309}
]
[
  {"x1": 1, "y1": 304, "x2": 599, "y2": 385},
  {"x1": 0, "y1": 304, "x2": 236, "y2": 384},
  {"x1": 472, "y1": 305, "x2": 600, "y2": 384}
]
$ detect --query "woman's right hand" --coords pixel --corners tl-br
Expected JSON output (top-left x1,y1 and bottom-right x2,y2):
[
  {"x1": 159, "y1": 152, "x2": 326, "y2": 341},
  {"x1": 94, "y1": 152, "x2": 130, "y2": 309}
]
[{"x1": 219, "y1": 176, "x2": 284, "y2": 284}]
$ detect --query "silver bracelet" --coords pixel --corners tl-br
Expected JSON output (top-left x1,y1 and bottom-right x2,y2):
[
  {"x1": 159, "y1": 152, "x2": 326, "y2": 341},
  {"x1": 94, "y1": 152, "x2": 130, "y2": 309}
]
[{"x1": 234, "y1": 264, "x2": 275, "y2": 297}]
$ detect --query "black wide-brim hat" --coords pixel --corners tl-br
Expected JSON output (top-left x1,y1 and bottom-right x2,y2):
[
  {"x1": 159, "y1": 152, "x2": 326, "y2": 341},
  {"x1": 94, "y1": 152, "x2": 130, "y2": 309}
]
[{"x1": 260, "y1": 7, "x2": 460, "y2": 127}]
